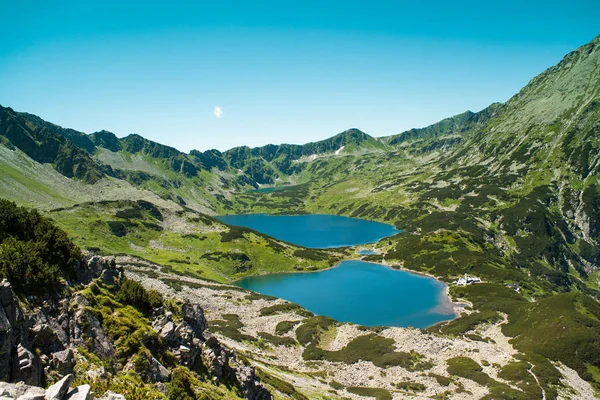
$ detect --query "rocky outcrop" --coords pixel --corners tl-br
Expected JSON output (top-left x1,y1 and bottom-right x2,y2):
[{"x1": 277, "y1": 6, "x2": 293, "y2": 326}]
[
  {"x1": 0, "y1": 253, "x2": 272, "y2": 400},
  {"x1": 0, "y1": 280, "x2": 41, "y2": 386},
  {"x1": 0, "y1": 374, "x2": 90, "y2": 400},
  {"x1": 12, "y1": 344, "x2": 42, "y2": 386}
]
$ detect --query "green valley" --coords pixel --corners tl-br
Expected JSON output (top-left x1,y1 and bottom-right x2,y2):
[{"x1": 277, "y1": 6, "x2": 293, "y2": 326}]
[{"x1": 1, "y1": 34, "x2": 600, "y2": 400}]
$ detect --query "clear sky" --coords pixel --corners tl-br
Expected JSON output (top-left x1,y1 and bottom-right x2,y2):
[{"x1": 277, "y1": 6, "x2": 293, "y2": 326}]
[{"x1": 0, "y1": 1, "x2": 598, "y2": 152}]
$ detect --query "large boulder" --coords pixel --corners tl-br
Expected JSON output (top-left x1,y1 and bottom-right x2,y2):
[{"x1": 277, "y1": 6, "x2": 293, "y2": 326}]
[
  {"x1": 45, "y1": 374, "x2": 73, "y2": 400},
  {"x1": 72, "y1": 309, "x2": 115, "y2": 361},
  {"x1": 0, "y1": 306, "x2": 14, "y2": 382},
  {"x1": 51, "y1": 349, "x2": 75, "y2": 375},
  {"x1": 181, "y1": 302, "x2": 207, "y2": 338},
  {"x1": 77, "y1": 255, "x2": 117, "y2": 285},
  {"x1": 63, "y1": 385, "x2": 91, "y2": 400}
]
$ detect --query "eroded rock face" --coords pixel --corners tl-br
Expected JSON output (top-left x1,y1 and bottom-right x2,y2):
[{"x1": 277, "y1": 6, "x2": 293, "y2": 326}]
[
  {"x1": 51, "y1": 349, "x2": 75, "y2": 376},
  {"x1": 12, "y1": 344, "x2": 42, "y2": 386},
  {"x1": 77, "y1": 255, "x2": 119, "y2": 286},
  {"x1": 181, "y1": 303, "x2": 207, "y2": 337},
  {"x1": 0, "y1": 304, "x2": 14, "y2": 382},
  {"x1": 0, "y1": 253, "x2": 272, "y2": 400}
]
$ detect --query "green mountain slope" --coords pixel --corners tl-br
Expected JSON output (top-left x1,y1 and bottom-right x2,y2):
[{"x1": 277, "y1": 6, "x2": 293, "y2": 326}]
[{"x1": 2, "y1": 34, "x2": 600, "y2": 394}]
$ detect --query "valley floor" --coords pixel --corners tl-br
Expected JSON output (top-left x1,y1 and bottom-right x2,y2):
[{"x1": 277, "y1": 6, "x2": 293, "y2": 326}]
[{"x1": 121, "y1": 255, "x2": 598, "y2": 400}]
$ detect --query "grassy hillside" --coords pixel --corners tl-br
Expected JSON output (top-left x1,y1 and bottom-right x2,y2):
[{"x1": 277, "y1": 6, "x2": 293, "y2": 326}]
[{"x1": 48, "y1": 200, "x2": 345, "y2": 283}]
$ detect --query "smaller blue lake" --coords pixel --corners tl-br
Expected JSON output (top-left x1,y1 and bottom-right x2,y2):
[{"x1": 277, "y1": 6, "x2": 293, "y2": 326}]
[
  {"x1": 358, "y1": 249, "x2": 378, "y2": 255},
  {"x1": 216, "y1": 214, "x2": 399, "y2": 248},
  {"x1": 236, "y1": 260, "x2": 455, "y2": 328}
]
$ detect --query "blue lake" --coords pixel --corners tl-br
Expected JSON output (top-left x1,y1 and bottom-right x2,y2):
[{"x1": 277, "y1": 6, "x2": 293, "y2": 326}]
[
  {"x1": 216, "y1": 214, "x2": 400, "y2": 248},
  {"x1": 358, "y1": 249, "x2": 378, "y2": 255},
  {"x1": 236, "y1": 260, "x2": 455, "y2": 328}
]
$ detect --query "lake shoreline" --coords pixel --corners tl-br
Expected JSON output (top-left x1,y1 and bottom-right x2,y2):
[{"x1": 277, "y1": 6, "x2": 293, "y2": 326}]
[{"x1": 235, "y1": 258, "x2": 460, "y2": 328}]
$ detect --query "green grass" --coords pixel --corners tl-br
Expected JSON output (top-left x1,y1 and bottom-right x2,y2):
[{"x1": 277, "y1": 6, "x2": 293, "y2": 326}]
[
  {"x1": 48, "y1": 200, "x2": 342, "y2": 283},
  {"x1": 347, "y1": 386, "x2": 392, "y2": 400},
  {"x1": 209, "y1": 314, "x2": 257, "y2": 343},
  {"x1": 260, "y1": 303, "x2": 314, "y2": 317},
  {"x1": 255, "y1": 368, "x2": 309, "y2": 400},
  {"x1": 303, "y1": 333, "x2": 432, "y2": 370},
  {"x1": 257, "y1": 332, "x2": 297, "y2": 347},
  {"x1": 275, "y1": 321, "x2": 298, "y2": 335},
  {"x1": 295, "y1": 316, "x2": 337, "y2": 345}
]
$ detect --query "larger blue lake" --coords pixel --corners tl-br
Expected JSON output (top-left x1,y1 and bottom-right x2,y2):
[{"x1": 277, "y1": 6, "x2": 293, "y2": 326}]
[
  {"x1": 236, "y1": 260, "x2": 455, "y2": 328},
  {"x1": 216, "y1": 214, "x2": 400, "y2": 248}
]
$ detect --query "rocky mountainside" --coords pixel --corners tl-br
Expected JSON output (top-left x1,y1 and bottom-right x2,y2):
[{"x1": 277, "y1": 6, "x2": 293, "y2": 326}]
[{"x1": 0, "y1": 201, "x2": 272, "y2": 399}]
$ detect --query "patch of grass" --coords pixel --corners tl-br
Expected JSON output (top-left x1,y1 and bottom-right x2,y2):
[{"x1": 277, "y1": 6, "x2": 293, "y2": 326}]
[
  {"x1": 436, "y1": 310, "x2": 502, "y2": 336},
  {"x1": 295, "y1": 316, "x2": 337, "y2": 345},
  {"x1": 428, "y1": 373, "x2": 451, "y2": 386},
  {"x1": 255, "y1": 368, "x2": 309, "y2": 400},
  {"x1": 245, "y1": 292, "x2": 277, "y2": 301},
  {"x1": 303, "y1": 333, "x2": 431, "y2": 370},
  {"x1": 395, "y1": 381, "x2": 426, "y2": 392},
  {"x1": 260, "y1": 303, "x2": 314, "y2": 317},
  {"x1": 209, "y1": 314, "x2": 257, "y2": 343},
  {"x1": 275, "y1": 321, "x2": 297, "y2": 335},
  {"x1": 346, "y1": 386, "x2": 392, "y2": 400},
  {"x1": 447, "y1": 357, "x2": 531, "y2": 400},
  {"x1": 257, "y1": 332, "x2": 297, "y2": 347}
]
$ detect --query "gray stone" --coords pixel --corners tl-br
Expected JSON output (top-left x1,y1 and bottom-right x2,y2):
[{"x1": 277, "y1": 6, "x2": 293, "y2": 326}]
[
  {"x1": 148, "y1": 357, "x2": 170, "y2": 383},
  {"x1": 30, "y1": 324, "x2": 58, "y2": 348},
  {"x1": 0, "y1": 305, "x2": 14, "y2": 382},
  {"x1": 45, "y1": 374, "x2": 73, "y2": 400},
  {"x1": 63, "y1": 385, "x2": 90, "y2": 400},
  {"x1": 181, "y1": 302, "x2": 207, "y2": 337},
  {"x1": 85, "y1": 367, "x2": 107, "y2": 381},
  {"x1": 99, "y1": 269, "x2": 119, "y2": 286},
  {"x1": 17, "y1": 394, "x2": 46, "y2": 400},
  {"x1": 154, "y1": 383, "x2": 167, "y2": 396},
  {"x1": 51, "y1": 349, "x2": 75, "y2": 375},
  {"x1": 12, "y1": 344, "x2": 42, "y2": 386},
  {"x1": 97, "y1": 392, "x2": 124, "y2": 400},
  {"x1": 158, "y1": 321, "x2": 178, "y2": 343}
]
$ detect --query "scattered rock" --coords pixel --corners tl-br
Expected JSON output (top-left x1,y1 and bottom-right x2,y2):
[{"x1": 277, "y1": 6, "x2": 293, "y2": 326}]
[
  {"x1": 158, "y1": 321, "x2": 178, "y2": 343},
  {"x1": 98, "y1": 392, "x2": 125, "y2": 400},
  {"x1": 51, "y1": 349, "x2": 75, "y2": 375},
  {"x1": 99, "y1": 269, "x2": 119, "y2": 286},
  {"x1": 45, "y1": 374, "x2": 73, "y2": 400},
  {"x1": 63, "y1": 385, "x2": 91, "y2": 400},
  {"x1": 17, "y1": 393, "x2": 46, "y2": 400}
]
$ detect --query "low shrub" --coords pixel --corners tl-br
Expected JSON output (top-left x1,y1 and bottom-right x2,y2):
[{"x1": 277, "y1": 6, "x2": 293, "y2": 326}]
[
  {"x1": 347, "y1": 386, "x2": 392, "y2": 400},
  {"x1": 0, "y1": 199, "x2": 81, "y2": 295}
]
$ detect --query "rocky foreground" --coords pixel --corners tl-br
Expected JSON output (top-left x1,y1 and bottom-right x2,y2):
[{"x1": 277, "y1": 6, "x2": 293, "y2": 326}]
[
  {"x1": 2, "y1": 253, "x2": 599, "y2": 399},
  {"x1": 0, "y1": 254, "x2": 271, "y2": 400}
]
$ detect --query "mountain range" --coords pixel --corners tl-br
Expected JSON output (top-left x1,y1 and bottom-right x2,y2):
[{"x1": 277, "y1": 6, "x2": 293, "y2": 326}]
[{"x1": 1, "y1": 34, "x2": 600, "y2": 399}]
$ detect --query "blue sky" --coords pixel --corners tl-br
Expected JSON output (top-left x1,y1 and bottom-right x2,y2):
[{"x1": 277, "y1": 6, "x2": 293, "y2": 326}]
[{"x1": 1, "y1": 1, "x2": 598, "y2": 152}]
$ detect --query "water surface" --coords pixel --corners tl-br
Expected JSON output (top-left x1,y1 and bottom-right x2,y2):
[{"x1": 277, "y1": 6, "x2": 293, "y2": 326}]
[
  {"x1": 236, "y1": 260, "x2": 455, "y2": 328},
  {"x1": 217, "y1": 214, "x2": 399, "y2": 248},
  {"x1": 358, "y1": 249, "x2": 378, "y2": 255}
]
